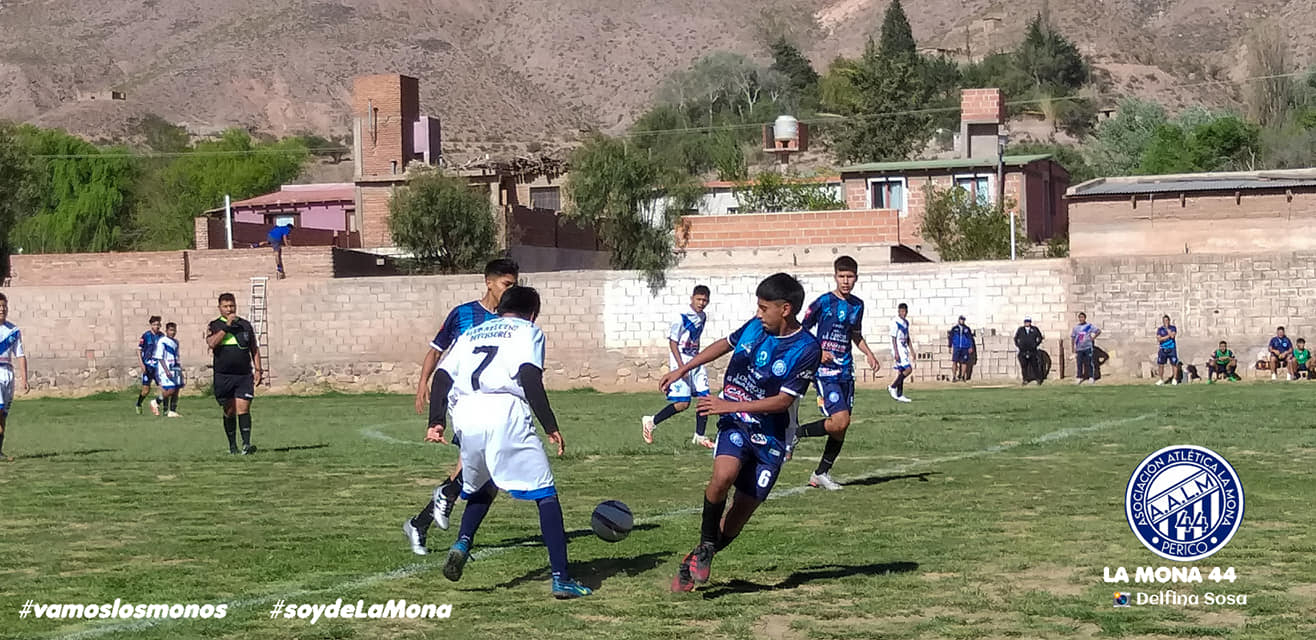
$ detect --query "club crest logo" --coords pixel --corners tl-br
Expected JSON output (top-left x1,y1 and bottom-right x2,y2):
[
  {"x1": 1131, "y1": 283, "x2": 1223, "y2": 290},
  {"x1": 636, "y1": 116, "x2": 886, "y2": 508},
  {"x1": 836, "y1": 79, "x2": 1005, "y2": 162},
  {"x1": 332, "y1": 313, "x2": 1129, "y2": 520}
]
[
  {"x1": 771, "y1": 359, "x2": 787, "y2": 376},
  {"x1": 756, "y1": 350, "x2": 770, "y2": 367},
  {"x1": 828, "y1": 391, "x2": 840, "y2": 403},
  {"x1": 729, "y1": 432, "x2": 745, "y2": 447},
  {"x1": 1125, "y1": 445, "x2": 1244, "y2": 562},
  {"x1": 749, "y1": 433, "x2": 768, "y2": 446}
]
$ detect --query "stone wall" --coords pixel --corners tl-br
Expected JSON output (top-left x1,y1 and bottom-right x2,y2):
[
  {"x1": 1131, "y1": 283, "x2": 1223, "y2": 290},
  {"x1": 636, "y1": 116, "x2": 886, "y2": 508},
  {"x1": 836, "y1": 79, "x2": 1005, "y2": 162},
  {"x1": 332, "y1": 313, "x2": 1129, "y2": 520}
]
[
  {"x1": 4, "y1": 252, "x2": 1311, "y2": 395},
  {"x1": 7, "y1": 248, "x2": 338, "y2": 286}
]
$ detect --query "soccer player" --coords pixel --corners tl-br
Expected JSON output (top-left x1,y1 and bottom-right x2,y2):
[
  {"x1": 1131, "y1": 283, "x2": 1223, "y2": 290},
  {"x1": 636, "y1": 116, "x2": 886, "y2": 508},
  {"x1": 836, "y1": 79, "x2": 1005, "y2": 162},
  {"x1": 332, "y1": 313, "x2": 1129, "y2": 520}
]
[
  {"x1": 888, "y1": 303, "x2": 914, "y2": 402},
  {"x1": 154, "y1": 322, "x2": 185, "y2": 417},
  {"x1": 793, "y1": 256, "x2": 880, "y2": 491},
  {"x1": 405, "y1": 258, "x2": 519, "y2": 551},
  {"x1": 1268, "y1": 326, "x2": 1296, "y2": 381},
  {"x1": 1155, "y1": 315, "x2": 1180, "y2": 386},
  {"x1": 0, "y1": 292, "x2": 29, "y2": 462},
  {"x1": 1207, "y1": 341, "x2": 1238, "y2": 383},
  {"x1": 136, "y1": 316, "x2": 164, "y2": 415},
  {"x1": 642, "y1": 284, "x2": 714, "y2": 448},
  {"x1": 660, "y1": 273, "x2": 821, "y2": 592},
  {"x1": 948, "y1": 315, "x2": 975, "y2": 382},
  {"x1": 1072, "y1": 312, "x2": 1102, "y2": 384},
  {"x1": 206, "y1": 293, "x2": 263, "y2": 454},
  {"x1": 1295, "y1": 339, "x2": 1311, "y2": 380},
  {"x1": 423, "y1": 286, "x2": 593, "y2": 599}
]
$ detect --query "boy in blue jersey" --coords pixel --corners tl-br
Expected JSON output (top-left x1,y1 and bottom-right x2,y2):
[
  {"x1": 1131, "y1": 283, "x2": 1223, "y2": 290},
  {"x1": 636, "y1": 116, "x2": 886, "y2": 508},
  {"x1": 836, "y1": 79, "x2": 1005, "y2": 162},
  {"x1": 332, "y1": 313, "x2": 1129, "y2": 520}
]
[
  {"x1": 267, "y1": 224, "x2": 293, "y2": 279},
  {"x1": 661, "y1": 273, "x2": 822, "y2": 592},
  {"x1": 793, "y1": 256, "x2": 880, "y2": 491},
  {"x1": 404, "y1": 258, "x2": 519, "y2": 555},
  {"x1": 135, "y1": 316, "x2": 164, "y2": 415},
  {"x1": 948, "y1": 316, "x2": 975, "y2": 382},
  {"x1": 1155, "y1": 315, "x2": 1180, "y2": 386},
  {"x1": 642, "y1": 285, "x2": 714, "y2": 448},
  {"x1": 1268, "y1": 326, "x2": 1296, "y2": 381}
]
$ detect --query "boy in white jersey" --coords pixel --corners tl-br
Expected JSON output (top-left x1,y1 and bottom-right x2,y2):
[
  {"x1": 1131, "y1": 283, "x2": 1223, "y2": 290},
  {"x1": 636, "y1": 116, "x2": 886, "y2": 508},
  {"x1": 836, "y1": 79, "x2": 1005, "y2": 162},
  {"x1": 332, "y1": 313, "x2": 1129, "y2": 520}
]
[
  {"x1": 422, "y1": 286, "x2": 592, "y2": 599},
  {"x1": 0, "y1": 293, "x2": 30, "y2": 461},
  {"x1": 154, "y1": 322, "x2": 185, "y2": 418},
  {"x1": 888, "y1": 302, "x2": 913, "y2": 403},
  {"x1": 642, "y1": 284, "x2": 713, "y2": 447}
]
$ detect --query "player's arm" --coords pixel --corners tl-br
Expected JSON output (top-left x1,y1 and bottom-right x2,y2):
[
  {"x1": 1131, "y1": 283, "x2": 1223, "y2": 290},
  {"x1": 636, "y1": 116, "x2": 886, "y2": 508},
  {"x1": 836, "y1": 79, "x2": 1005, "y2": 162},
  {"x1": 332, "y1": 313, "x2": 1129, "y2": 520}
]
[
  {"x1": 426, "y1": 369, "x2": 455, "y2": 443},
  {"x1": 850, "y1": 329, "x2": 880, "y2": 370},
  {"x1": 518, "y1": 363, "x2": 565, "y2": 456},
  {"x1": 660, "y1": 339, "x2": 732, "y2": 392},
  {"x1": 415, "y1": 346, "x2": 442, "y2": 413},
  {"x1": 16, "y1": 354, "x2": 28, "y2": 394},
  {"x1": 205, "y1": 320, "x2": 228, "y2": 350},
  {"x1": 667, "y1": 338, "x2": 685, "y2": 368},
  {"x1": 697, "y1": 390, "x2": 797, "y2": 416}
]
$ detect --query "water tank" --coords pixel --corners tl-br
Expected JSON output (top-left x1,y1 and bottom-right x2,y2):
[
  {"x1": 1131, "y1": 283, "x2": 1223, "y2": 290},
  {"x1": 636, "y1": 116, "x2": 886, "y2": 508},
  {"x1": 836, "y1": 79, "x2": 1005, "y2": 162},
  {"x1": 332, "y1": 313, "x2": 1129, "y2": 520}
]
[{"x1": 773, "y1": 115, "x2": 798, "y2": 142}]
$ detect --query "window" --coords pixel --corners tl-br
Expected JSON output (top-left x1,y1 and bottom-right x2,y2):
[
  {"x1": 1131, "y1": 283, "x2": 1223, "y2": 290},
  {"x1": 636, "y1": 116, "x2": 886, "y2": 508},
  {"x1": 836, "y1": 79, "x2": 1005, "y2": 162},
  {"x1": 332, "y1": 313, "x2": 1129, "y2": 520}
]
[
  {"x1": 266, "y1": 213, "x2": 297, "y2": 227},
  {"x1": 953, "y1": 174, "x2": 995, "y2": 204},
  {"x1": 867, "y1": 177, "x2": 908, "y2": 216},
  {"x1": 530, "y1": 186, "x2": 561, "y2": 212}
]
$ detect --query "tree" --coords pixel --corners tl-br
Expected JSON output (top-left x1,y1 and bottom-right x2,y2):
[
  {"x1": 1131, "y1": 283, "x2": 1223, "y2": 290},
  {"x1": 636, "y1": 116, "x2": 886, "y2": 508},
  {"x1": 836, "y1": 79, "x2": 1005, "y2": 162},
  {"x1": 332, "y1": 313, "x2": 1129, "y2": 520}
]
[
  {"x1": 1244, "y1": 23, "x2": 1295, "y2": 128},
  {"x1": 920, "y1": 185, "x2": 1025, "y2": 261},
  {"x1": 0, "y1": 124, "x2": 37, "y2": 280},
  {"x1": 819, "y1": 57, "x2": 863, "y2": 115},
  {"x1": 831, "y1": 39, "x2": 933, "y2": 163},
  {"x1": 564, "y1": 135, "x2": 701, "y2": 289},
  {"x1": 388, "y1": 168, "x2": 496, "y2": 273},
  {"x1": 733, "y1": 172, "x2": 846, "y2": 213},
  {"x1": 1017, "y1": 14, "x2": 1089, "y2": 92},
  {"x1": 298, "y1": 133, "x2": 351, "y2": 164},
  {"x1": 129, "y1": 114, "x2": 190, "y2": 153},
  {"x1": 9, "y1": 126, "x2": 137, "y2": 253},
  {"x1": 1138, "y1": 116, "x2": 1261, "y2": 174},
  {"x1": 768, "y1": 37, "x2": 820, "y2": 110},
  {"x1": 878, "y1": 0, "x2": 916, "y2": 61},
  {"x1": 1085, "y1": 98, "x2": 1169, "y2": 177}
]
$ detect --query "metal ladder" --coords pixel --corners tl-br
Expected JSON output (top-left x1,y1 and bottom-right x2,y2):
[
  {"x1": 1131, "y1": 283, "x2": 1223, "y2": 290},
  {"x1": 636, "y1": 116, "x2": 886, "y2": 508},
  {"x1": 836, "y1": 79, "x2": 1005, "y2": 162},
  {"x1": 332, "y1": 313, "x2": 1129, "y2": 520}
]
[{"x1": 249, "y1": 277, "x2": 271, "y2": 386}]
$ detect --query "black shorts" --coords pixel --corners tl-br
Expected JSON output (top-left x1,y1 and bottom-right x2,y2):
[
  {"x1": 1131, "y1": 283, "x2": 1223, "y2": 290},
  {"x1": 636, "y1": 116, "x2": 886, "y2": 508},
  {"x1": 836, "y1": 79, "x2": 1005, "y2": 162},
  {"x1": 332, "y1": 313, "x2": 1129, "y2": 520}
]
[{"x1": 214, "y1": 373, "x2": 255, "y2": 404}]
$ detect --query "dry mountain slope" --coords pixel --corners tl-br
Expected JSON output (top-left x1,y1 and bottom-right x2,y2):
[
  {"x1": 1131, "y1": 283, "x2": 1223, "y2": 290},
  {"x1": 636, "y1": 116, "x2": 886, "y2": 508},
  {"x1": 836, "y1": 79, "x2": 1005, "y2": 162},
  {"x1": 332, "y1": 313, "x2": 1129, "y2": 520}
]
[{"x1": 0, "y1": 0, "x2": 1311, "y2": 142}]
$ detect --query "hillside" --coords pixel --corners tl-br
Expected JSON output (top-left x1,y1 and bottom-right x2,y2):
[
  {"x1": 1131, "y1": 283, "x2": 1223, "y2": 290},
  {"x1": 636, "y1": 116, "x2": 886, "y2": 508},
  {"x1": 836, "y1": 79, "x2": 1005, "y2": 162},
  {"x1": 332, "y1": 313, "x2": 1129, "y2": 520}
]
[{"x1": 0, "y1": 0, "x2": 1311, "y2": 150}]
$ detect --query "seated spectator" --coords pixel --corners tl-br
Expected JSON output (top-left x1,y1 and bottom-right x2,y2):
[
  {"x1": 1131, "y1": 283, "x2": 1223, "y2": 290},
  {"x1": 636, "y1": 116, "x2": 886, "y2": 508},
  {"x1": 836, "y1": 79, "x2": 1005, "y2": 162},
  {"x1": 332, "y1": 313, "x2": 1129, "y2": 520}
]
[
  {"x1": 1269, "y1": 326, "x2": 1297, "y2": 381},
  {"x1": 1206, "y1": 341, "x2": 1239, "y2": 383},
  {"x1": 1296, "y1": 339, "x2": 1312, "y2": 380}
]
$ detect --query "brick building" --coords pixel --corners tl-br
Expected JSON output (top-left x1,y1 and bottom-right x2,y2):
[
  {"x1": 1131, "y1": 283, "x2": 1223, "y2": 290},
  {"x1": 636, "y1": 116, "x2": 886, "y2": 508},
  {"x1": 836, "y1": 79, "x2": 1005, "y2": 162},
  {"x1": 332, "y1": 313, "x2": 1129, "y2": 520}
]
[
  {"x1": 838, "y1": 89, "x2": 1071, "y2": 254},
  {"x1": 1066, "y1": 169, "x2": 1316, "y2": 257}
]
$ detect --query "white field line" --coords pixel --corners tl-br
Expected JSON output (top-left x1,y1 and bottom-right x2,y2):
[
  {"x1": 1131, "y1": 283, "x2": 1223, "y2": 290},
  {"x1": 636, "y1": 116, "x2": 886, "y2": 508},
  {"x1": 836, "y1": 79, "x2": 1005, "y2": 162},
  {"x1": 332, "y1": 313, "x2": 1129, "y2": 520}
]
[{"x1": 53, "y1": 413, "x2": 1151, "y2": 639}]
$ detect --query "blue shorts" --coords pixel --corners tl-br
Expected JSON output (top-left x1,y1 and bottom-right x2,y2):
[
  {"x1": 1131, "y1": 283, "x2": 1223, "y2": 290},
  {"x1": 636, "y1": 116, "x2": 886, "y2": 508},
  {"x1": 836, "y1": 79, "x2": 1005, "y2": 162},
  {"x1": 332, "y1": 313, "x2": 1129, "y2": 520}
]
[
  {"x1": 952, "y1": 347, "x2": 972, "y2": 364},
  {"x1": 1157, "y1": 349, "x2": 1178, "y2": 365},
  {"x1": 815, "y1": 379, "x2": 854, "y2": 416},
  {"x1": 715, "y1": 422, "x2": 785, "y2": 501},
  {"x1": 141, "y1": 364, "x2": 158, "y2": 386}
]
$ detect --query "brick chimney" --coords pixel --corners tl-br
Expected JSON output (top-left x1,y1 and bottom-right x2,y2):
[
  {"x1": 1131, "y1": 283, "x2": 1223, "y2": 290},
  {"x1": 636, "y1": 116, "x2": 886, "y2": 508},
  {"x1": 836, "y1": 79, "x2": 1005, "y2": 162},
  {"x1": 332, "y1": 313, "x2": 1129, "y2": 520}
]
[
  {"x1": 960, "y1": 88, "x2": 1004, "y2": 160},
  {"x1": 352, "y1": 74, "x2": 420, "y2": 179}
]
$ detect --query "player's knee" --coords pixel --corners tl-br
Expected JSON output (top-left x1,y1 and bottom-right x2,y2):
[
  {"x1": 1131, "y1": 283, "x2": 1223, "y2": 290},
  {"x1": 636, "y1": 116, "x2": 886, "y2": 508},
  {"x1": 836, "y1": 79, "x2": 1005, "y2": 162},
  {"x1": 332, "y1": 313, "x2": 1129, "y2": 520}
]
[
  {"x1": 673, "y1": 401, "x2": 690, "y2": 412},
  {"x1": 827, "y1": 414, "x2": 851, "y2": 434},
  {"x1": 469, "y1": 481, "x2": 497, "y2": 504},
  {"x1": 705, "y1": 477, "x2": 733, "y2": 501}
]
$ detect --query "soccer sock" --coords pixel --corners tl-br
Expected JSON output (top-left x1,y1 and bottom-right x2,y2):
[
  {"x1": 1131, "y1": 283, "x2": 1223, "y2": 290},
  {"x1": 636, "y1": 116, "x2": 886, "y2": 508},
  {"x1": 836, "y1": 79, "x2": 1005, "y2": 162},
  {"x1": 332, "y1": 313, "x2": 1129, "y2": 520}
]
[
  {"x1": 169, "y1": 395, "x2": 179, "y2": 412},
  {"x1": 797, "y1": 419, "x2": 829, "y2": 438},
  {"x1": 441, "y1": 480, "x2": 461, "y2": 501},
  {"x1": 652, "y1": 403, "x2": 680, "y2": 426},
  {"x1": 412, "y1": 501, "x2": 436, "y2": 529},
  {"x1": 456, "y1": 481, "x2": 496, "y2": 547},
  {"x1": 816, "y1": 436, "x2": 845, "y2": 475},
  {"x1": 714, "y1": 531, "x2": 738, "y2": 552},
  {"x1": 0, "y1": 431, "x2": 5, "y2": 455},
  {"x1": 895, "y1": 375, "x2": 906, "y2": 396},
  {"x1": 700, "y1": 497, "x2": 725, "y2": 547},
  {"x1": 695, "y1": 412, "x2": 708, "y2": 437},
  {"x1": 238, "y1": 414, "x2": 252, "y2": 447},
  {"x1": 223, "y1": 415, "x2": 238, "y2": 450},
  {"x1": 156, "y1": 393, "x2": 164, "y2": 405},
  {"x1": 136, "y1": 392, "x2": 147, "y2": 407},
  {"x1": 535, "y1": 494, "x2": 569, "y2": 580}
]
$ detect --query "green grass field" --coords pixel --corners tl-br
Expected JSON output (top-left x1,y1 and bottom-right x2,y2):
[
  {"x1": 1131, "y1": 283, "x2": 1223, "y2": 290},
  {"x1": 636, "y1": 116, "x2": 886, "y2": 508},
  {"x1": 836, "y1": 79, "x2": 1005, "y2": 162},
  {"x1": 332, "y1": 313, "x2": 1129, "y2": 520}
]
[{"x1": 2, "y1": 383, "x2": 1315, "y2": 639}]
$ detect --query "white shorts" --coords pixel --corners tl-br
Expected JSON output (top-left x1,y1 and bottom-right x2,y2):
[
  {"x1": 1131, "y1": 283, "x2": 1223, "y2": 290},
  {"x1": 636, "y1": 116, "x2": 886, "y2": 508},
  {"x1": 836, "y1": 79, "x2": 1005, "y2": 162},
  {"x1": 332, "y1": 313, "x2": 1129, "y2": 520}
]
[
  {"x1": 453, "y1": 398, "x2": 555, "y2": 500},
  {"x1": 893, "y1": 345, "x2": 912, "y2": 370},
  {"x1": 156, "y1": 363, "x2": 185, "y2": 390},
  {"x1": 0, "y1": 366, "x2": 12, "y2": 413},
  {"x1": 666, "y1": 365, "x2": 710, "y2": 402}
]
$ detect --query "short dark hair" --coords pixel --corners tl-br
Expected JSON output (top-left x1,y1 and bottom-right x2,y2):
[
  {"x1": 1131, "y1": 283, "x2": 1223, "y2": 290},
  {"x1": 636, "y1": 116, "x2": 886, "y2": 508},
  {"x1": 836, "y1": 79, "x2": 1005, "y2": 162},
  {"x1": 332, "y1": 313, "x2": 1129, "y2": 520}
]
[
  {"x1": 165, "y1": 322, "x2": 177, "y2": 330},
  {"x1": 1300, "y1": 338, "x2": 1307, "y2": 344},
  {"x1": 485, "y1": 258, "x2": 520, "y2": 279},
  {"x1": 149, "y1": 315, "x2": 162, "y2": 324},
  {"x1": 218, "y1": 293, "x2": 236, "y2": 304},
  {"x1": 497, "y1": 285, "x2": 541, "y2": 318},
  {"x1": 1163, "y1": 315, "x2": 1170, "y2": 321},
  {"x1": 0, "y1": 292, "x2": 7, "y2": 303},
  {"x1": 898, "y1": 302, "x2": 908, "y2": 311},
  {"x1": 1278, "y1": 326, "x2": 1286, "y2": 331},
  {"x1": 834, "y1": 256, "x2": 858, "y2": 273},
  {"x1": 692, "y1": 284, "x2": 710, "y2": 297},
  {"x1": 755, "y1": 273, "x2": 805, "y2": 317},
  {"x1": 1220, "y1": 340, "x2": 1228, "y2": 345}
]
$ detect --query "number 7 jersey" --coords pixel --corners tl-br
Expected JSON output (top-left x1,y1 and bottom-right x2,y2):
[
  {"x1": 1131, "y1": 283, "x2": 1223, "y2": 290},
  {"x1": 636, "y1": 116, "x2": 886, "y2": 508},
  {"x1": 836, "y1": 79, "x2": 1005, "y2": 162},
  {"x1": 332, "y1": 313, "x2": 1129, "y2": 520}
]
[{"x1": 438, "y1": 316, "x2": 546, "y2": 426}]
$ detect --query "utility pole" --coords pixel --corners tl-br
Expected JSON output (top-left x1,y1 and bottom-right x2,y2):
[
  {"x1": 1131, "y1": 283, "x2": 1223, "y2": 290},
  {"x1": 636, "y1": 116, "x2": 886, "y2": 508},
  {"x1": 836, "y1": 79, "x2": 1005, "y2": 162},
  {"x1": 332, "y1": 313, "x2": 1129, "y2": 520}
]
[{"x1": 997, "y1": 133, "x2": 1014, "y2": 260}]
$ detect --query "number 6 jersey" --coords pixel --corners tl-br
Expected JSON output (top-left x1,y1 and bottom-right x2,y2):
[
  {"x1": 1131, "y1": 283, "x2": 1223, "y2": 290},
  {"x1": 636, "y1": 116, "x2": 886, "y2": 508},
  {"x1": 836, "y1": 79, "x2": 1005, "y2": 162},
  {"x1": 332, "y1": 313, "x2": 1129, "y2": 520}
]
[{"x1": 438, "y1": 316, "x2": 546, "y2": 429}]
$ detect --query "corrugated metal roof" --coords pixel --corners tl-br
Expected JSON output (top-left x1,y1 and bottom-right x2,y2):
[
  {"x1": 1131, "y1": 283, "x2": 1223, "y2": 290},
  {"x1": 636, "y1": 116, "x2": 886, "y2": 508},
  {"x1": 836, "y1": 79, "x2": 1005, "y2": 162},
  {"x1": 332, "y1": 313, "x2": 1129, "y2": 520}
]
[
  {"x1": 203, "y1": 183, "x2": 355, "y2": 215},
  {"x1": 1069, "y1": 177, "x2": 1316, "y2": 197},
  {"x1": 838, "y1": 154, "x2": 1053, "y2": 174}
]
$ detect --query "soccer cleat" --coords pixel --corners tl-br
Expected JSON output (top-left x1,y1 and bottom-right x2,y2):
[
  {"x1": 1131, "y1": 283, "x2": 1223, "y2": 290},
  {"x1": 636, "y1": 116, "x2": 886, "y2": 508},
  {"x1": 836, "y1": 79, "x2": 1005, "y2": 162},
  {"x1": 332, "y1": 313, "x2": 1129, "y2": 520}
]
[
  {"x1": 166, "y1": 411, "x2": 182, "y2": 418},
  {"x1": 1075, "y1": 378, "x2": 1085, "y2": 385},
  {"x1": 641, "y1": 416, "x2": 655, "y2": 444},
  {"x1": 229, "y1": 447, "x2": 240, "y2": 455},
  {"x1": 443, "y1": 540, "x2": 471, "y2": 582},
  {"x1": 691, "y1": 434, "x2": 714, "y2": 449},
  {"x1": 432, "y1": 483, "x2": 456, "y2": 531},
  {"x1": 149, "y1": 398, "x2": 160, "y2": 416},
  {"x1": 1287, "y1": 373, "x2": 1293, "y2": 381},
  {"x1": 888, "y1": 386, "x2": 899, "y2": 400},
  {"x1": 684, "y1": 542, "x2": 715, "y2": 584},
  {"x1": 897, "y1": 395, "x2": 912, "y2": 403},
  {"x1": 241, "y1": 445, "x2": 257, "y2": 455},
  {"x1": 1155, "y1": 379, "x2": 1165, "y2": 386},
  {"x1": 551, "y1": 577, "x2": 593, "y2": 599},
  {"x1": 810, "y1": 472, "x2": 843, "y2": 491},
  {"x1": 403, "y1": 519, "x2": 428, "y2": 555},
  {"x1": 1172, "y1": 378, "x2": 1180, "y2": 386},
  {"x1": 135, "y1": 404, "x2": 143, "y2": 415},
  {"x1": 1272, "y1": 373, "x2": 1278, "y2": 380}
]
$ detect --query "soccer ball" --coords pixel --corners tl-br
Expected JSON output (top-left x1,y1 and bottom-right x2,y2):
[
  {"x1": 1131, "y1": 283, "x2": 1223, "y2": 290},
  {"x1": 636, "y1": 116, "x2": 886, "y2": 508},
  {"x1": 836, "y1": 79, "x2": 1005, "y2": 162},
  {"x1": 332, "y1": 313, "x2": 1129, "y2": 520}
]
[{"x1": 590, "y1": 500, "x2": 633, "y2": 542}]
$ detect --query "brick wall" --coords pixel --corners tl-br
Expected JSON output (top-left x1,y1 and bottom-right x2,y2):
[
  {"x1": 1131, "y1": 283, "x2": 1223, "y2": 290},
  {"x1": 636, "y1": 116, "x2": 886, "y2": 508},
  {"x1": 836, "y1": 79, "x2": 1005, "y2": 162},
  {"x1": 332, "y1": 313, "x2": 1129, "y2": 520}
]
[
  {"x1": 961, "y1": 88, "x2": 1005, "y2": 123},
  {"x1": 1070, "y1": 191, "x2": 1316, "y2": 258},
  {"x1": 8, "y1": 251, "x2": 185, "y2": 286},
  {"x1": 676, "y1": 210, "x2": 899, "y2": 249},
  {"x1": 352, "y1": 75, "x2": 417, "y2": 178},
  {"x1": 187, "y1": 247, "x2": 336, "y2": 281},
  {"x1": 842, "y1": 173, "x2": 1026, "y2": 248},
  {"x1": 358, "y1": 183, "x2": 396, "y2": 249}
]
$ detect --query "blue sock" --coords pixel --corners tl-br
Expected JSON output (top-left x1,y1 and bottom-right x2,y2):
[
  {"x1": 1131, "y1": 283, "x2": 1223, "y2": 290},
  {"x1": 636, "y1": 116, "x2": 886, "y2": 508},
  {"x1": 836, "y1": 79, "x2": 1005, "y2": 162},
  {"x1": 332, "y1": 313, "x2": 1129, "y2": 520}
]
[
  {"x1": 695, "y1": 412, "x2": 708, "y2": 437},
  {"x1": 535, "y1": 493, "x2": 569, "y2": 580},
  {"x1": 457, "y1": 481, "x2": 496, "y2": 547},
  {"x1": 653, "y1": 403, "x2": 680, "y2": 426}
]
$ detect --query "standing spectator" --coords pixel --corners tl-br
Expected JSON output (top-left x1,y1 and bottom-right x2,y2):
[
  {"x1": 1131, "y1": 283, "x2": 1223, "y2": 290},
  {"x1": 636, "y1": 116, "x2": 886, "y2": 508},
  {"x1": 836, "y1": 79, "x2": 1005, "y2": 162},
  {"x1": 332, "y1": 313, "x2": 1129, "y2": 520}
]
[
  {"x1": 1268, "y1": 326, "x2": 1296, "y2": 381},
  {"x1": 254, "y1": 223, "x2": 294, "y2": 280},
  {"x1": 1206, "y1": 341, "x2": 1239, "y2": 383},
  {"x1": 1014, "y1": 317, "x2": 1044, "y2": 385},
  {"x1": 1295, "y1": 338, "x2": 1311, "y2": 380},
  {"x1": 1155, "y1": 315, "x2": 1180, "y2": 386},
  {"x1": 1071, "y1": 312, "x2": 1101, "y2": 385},
  {"x1": 947, "y1": 316, "x2": 975, "y2": 382}
]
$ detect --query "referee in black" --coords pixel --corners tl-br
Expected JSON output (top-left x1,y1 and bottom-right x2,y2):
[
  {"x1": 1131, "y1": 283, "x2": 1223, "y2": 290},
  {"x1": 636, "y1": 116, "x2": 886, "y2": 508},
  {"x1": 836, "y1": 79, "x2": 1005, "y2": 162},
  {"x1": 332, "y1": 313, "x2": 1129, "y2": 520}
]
[{"x1": 206, "y1": 292, "x2": 263, "y2": 454}]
